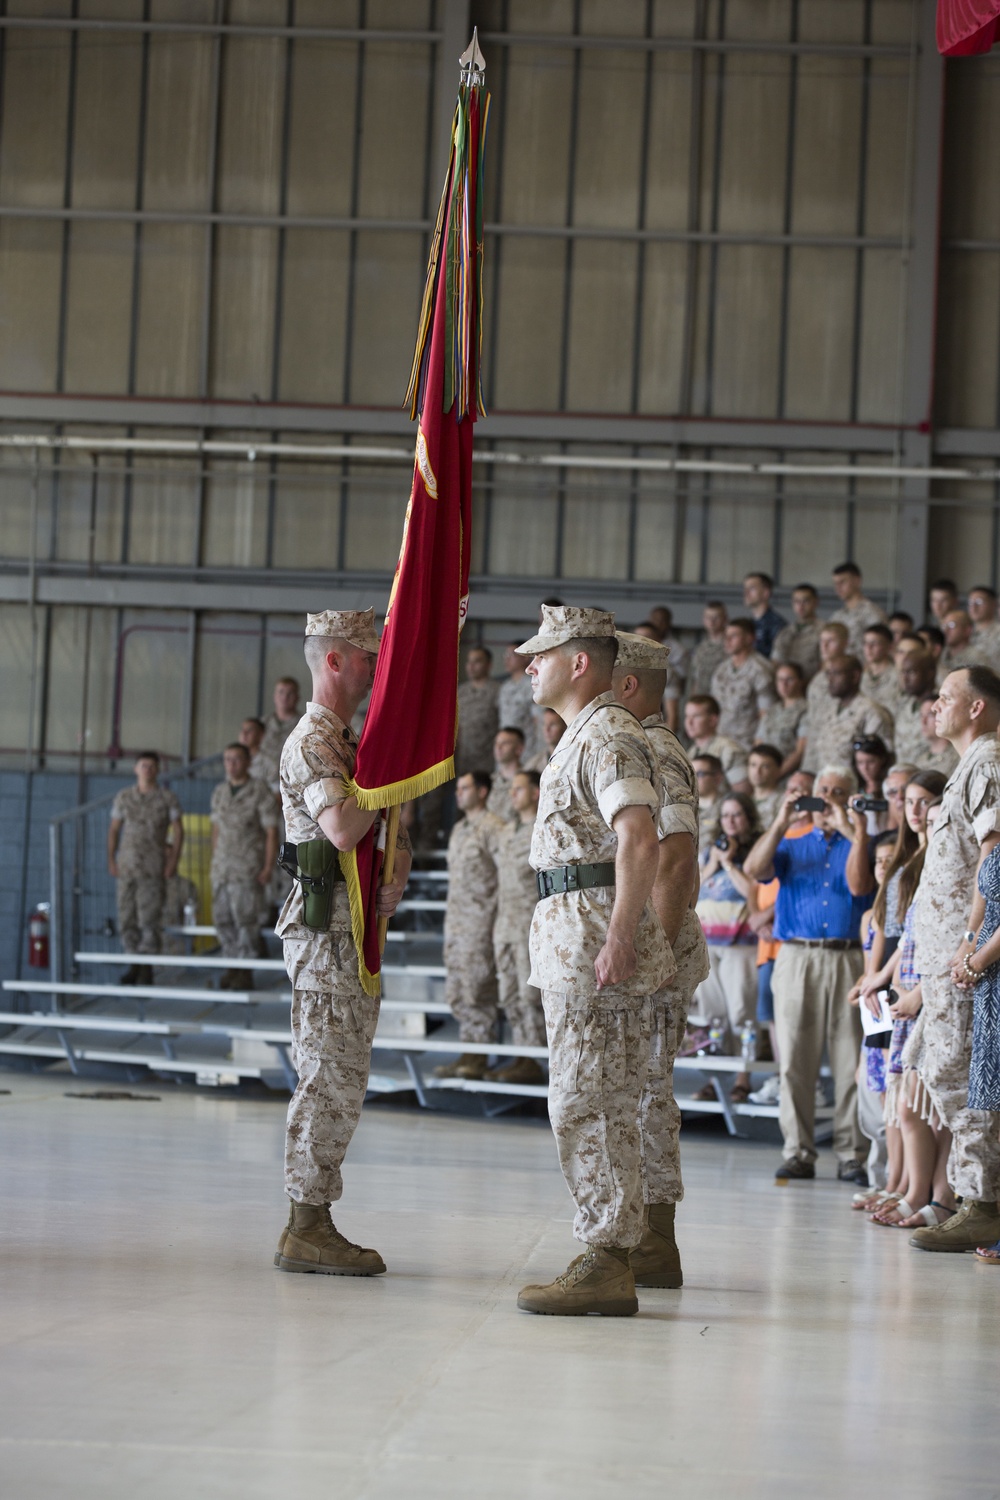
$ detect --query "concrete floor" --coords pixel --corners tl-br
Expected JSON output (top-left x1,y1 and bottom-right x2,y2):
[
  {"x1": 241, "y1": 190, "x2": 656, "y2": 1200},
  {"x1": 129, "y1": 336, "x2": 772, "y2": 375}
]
[{"x1": 1, "y1": 1073, "x2": 998, "y2": 1500}]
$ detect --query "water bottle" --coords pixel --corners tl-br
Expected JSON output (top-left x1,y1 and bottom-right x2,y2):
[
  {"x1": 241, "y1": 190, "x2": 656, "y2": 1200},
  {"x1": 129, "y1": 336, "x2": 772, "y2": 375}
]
[
  {"x1": 183, "y1": 898, "x2": 198, "y2": 928},
  {"x1": 701, "y1": 1016, "x2": 726, "y2": 1056},
  {"x1": 740, "y1": 1019, "x2": 757, "y2": 1064}
]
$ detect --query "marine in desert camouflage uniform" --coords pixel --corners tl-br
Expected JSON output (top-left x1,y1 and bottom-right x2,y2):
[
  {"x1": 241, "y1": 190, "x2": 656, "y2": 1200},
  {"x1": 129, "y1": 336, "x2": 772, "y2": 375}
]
[
  {"x1": 612, "y1": 632, "x2": 709, "y2": 1291},
  {"x1": 108, "y1": 751, "x2": 183, "y2": 984},
  {"x1": 514, "y1": 606, "x2": 671, "y2": 1318},
  {"x1": 210, "y1": 742, "x2": 279, "y2": 988},
  {"x1": 487, "y1": 769, "x2": 546, "y2": 1087},
  {"x1": 485, "y1": 725, "x2": 524, "y2": 826},
  {"x1": 435, "y1": 772, "x2": 506, "y2": 1080},
  {"x1": 274, "y1": 609, "x2": 411, "y2": 1279},
  {"x1": 455, "y1": 645, "x2": 501, "y2": 775}
]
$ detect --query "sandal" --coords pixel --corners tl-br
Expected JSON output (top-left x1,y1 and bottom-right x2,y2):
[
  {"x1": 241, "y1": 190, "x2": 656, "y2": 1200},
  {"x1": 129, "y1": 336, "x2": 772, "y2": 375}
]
[
  {"x1": 853, "y1": 1189, "x2": 899, "y2": 1212},
  {"x1": 691, "y1": 1083, "x2": 717, "y2": 1102},
  {"x1": 974, "y1": 1239, "x2": 1000, "y2": 1262},
  {"x1": 871, "y1": 1197, "x2": 915, "y2": 1225},
  {"x1": 730, "y1": 1084, "x2": 752, "y2": 1104}
]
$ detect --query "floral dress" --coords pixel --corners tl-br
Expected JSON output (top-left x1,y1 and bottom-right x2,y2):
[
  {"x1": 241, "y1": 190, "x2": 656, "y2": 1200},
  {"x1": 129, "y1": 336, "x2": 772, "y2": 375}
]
[{"x1": 969, "y1": 842, "x2": 1000, "y2": 1109}]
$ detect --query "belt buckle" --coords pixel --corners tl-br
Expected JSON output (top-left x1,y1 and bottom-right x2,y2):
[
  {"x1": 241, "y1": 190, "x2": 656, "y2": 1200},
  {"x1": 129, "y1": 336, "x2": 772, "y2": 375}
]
[{"x1": 564, "y1": 866, "x2": 579, "y2": 892}]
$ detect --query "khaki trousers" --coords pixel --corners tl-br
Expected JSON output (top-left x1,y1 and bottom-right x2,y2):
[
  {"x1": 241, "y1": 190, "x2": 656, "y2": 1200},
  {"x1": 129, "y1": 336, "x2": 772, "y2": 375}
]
[
  {"x1": 772, "y1": 943, "x2": 865, "y2": 1164},
  {"x1": 443, "y1": 934, "x2": 499, "y2": 1043},
  {"x1": 912, "y1": 972, "x2": 1000, "y2": 1201},
  {"x1": 116, "y1": 874, "x2": 165, "y2": 954},
  {"x1": 542, "y1": 992, "x2": 651, "y2": 1248}
]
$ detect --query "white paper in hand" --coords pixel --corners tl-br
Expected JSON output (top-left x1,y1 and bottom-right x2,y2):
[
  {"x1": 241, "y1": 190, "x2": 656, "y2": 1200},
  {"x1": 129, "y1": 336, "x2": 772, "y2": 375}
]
[{"x1": 860, "y1": 989, "x2": 895, "y2": 1037}]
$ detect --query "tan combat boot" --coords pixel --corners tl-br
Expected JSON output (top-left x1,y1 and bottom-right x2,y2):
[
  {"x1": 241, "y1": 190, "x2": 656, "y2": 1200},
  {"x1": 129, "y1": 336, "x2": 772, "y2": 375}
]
[
  {"x1": 485, "y1": 1057, "x2": 545, "y2": 1086},
  {"x1": 910, "y1": 1199, "x2": 1000, "y2": 1252},
  {"x1": 433, "y1": 1053, "x2": 488, "y2": 1080},
  {"x1": 630, "y1": 1202, "x2": 683, "y2": 1288},
  {"x1": 275, "y1": 1202, "x2": 386, "y2": 1276},
  {"x1": 517, "y1": 1245, "x2": 638, "y2": 1316}
]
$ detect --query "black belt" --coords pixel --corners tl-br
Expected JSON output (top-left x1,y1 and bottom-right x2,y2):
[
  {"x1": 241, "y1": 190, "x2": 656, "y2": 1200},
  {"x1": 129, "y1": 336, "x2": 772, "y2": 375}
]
[
  {"x1": 784, "y1": 938, "x2": 861, "y2": 951},
  {"x1": 536, "y1": 862, "x2": 616, "y2": 900}
]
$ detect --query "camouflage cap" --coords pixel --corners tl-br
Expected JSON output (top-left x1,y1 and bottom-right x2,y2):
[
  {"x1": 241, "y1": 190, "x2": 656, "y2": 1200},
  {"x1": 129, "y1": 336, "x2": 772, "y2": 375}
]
[
  {"x1": 614, "y1": 630, "x2": 671, "y2": 671},
  {"x1": 516, "y1": 604, "x2": 617, "y2": 656},
  {"x1": 305, "y1": 608, "x2": 379, "y2": 653}
]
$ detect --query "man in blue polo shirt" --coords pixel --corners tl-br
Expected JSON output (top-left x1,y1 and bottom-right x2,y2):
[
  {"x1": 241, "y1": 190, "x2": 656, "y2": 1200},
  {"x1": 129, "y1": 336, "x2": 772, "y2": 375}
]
[{"x1": 744, "y1": 765, "x2": 873, "y2": 1180}]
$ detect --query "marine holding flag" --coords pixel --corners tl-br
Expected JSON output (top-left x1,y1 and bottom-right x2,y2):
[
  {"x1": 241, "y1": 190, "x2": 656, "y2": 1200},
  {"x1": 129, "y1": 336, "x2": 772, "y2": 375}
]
[{"x1": 273, "y1": 48, "x2": 490, "y2": 1277}]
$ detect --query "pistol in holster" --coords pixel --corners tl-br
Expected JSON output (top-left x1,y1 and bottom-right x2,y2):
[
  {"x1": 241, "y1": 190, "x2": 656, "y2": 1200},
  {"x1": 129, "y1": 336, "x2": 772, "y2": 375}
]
[{"x1": 278, "y1": 840, "x2": 342, "y2": 931}]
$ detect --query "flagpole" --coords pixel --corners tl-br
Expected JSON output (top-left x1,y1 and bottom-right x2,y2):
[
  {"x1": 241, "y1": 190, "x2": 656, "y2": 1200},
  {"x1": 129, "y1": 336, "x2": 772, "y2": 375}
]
[{"x1": 377, "y1": 805, "x2": 401, "y2": 955}]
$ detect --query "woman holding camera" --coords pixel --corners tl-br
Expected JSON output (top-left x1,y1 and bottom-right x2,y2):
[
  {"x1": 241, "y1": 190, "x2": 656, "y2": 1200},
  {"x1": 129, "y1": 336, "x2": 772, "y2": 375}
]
[
  {"x1": 692, "y1": 792, "x2": 764, "y2": 1103},
  {"x1": 851, "y1": 735, "x2": 893, "y2": 834}
]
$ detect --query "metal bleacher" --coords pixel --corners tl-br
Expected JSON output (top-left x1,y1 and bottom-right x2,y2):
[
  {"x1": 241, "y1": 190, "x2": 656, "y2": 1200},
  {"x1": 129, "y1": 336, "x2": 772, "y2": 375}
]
[{"x1": 0, "y1": 772, "x2": 810, "y2": 1134}]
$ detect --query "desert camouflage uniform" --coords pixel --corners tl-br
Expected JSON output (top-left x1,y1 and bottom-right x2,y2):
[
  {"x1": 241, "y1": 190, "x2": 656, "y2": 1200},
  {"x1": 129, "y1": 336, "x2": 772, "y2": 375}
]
[
  {"x1": 530, "y1": 693, "x2": 672, "y2": 1247},
  {"x1": 906, "y1": 733, "x2": 1000, "y2": 1200},
  {"x1": 455, "y1": 678, "x2": 501, "y2": 775},
  {"x1": 922, "y1": 742, "x2": 959, "y2": 777},
  {"x1": 692, "y1": 733, "x2": 748, "y2": 787},
  {"x1": 772, "y1": 619, "x2": 823, "y2": 682},
  {"x1": 972, "y1": 619, "x2": 1000, "y2": 669},
  {"x1": 710, "y1": 653, "x2": 776, "y2": 750},
  {"x1": 754, "y1": 788, "x2": 783, "y2": 826},
  {"x1": 893, "y1": 697, "x2": 928, "y2": 766},
  {"x1": 636, "y1": 718, "x2": 710, "y2": 1205},
  {"x1": 861, "y1": 663, "x2": 902, "y2": 714},
  {"x1": 111, "y1": 785, "x2": 181, "y2": 954},
  {"x1": 277, "y1": 702, "x2": 410, "y2": 1205},
  {"x1": 210, "y1": 777, "x2": 279, "y2": 958},
  {"x1": 259, "y1": 711, "x2": 297, "y2": 906},
  {"x1": 493, "y1": 817, "x2": 545, "y2": 1047},
  {"x1": 759, "y1": 699, "x2": 808, "y2": 760},
  {"x1": 697, "y1": 795, "x2": 723, "y2": 854},
  {"x1": 941, "y1": 644, "x2": 991, "y2": 674},
  {"x1": 685, "y1": 638, "x2": 727, "y2": 699},
  {"x1": 444, "y1": 809, "x2": 505, "y2": 1042},
  {"x1": 804, "y1": 692, "x2": 892, "y2": 773},
  {"x1": 497, "y1": 671, "x2": 540, "y2": 759},
  {"x1": 829, "y1": 596, "x2": 887, "y2": 656},
  {"x1": 486, "y1": 768, "x2": 520, "y2": 826}
]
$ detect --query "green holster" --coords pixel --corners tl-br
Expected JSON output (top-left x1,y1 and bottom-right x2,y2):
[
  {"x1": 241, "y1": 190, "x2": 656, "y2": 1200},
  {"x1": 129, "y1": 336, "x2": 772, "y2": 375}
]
[{"x1": 293, "y1": 839, "x2": 342, "y2": 931}]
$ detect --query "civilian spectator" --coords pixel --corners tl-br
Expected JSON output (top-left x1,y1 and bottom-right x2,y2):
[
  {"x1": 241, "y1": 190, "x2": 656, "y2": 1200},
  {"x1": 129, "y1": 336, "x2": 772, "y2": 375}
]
[
  {"x1": 861, "y1": 623, "x2": 901, "y2": 712},
  {"x1": 905, "y1": 667, "x2": 1000, "y2": 1252},
  {"x1": 684, "y1": 696, "x2": 749, "y2": 791},
  {"x1": 709, "y1": 618, "x2": 776, "y2": 750},
  {"x1": 760, "y1": 661, "x2": 809, "y2": 779},
  {"x1": 748, "y1": 743, "x2": 784, "y2": 826},
  {"x1": 941, "y1": 609, "x2": 989, "y2": 673},
  {"x1": 893, "y1": 651, "x2": 938, "y2": 766},
  {"x1": 686, "y1": 601, "x2": 729, "y2": 697},
  {"x1": 888, "y1": 610, "x2": 915, "y2": 644},
  {"x1": 743, "y1": 571, "x2": 787, "y2": 659},
  {"x1": 847, "y1": 832, "x2": 900, "y2": 1195},
  {"x1": 956, "y1": 820, "x2": 1000, "y2": 1262},
  {"x1": 829, "y1": 562, "x2": 887, "y2": 655},
  {"x1": 882, "y1": 762, "x2": 920, "y2": 833},
  {"x1": 693, "y1": 753, "x2": 726, "y2": 853},
  {"x1": 852, "y1": 735, "x2": 893, "y2": 834},
  {"x1": 692, "y1": 791, "x2": 764, "y2": 1104},
  {"x1": 801, "y1": 655, "x2": 893, "y2": 774},
  {"x1": 772, "y1": 583, "x2": 823, "y2": 683},
  {"x1": 744, "y1": 765, "x2": 872, "y2": 1183},
  {"x1": 968, "y1": 585, "x2": 1000, "y2": 668},
  {"x1": 918, "y1": 695, "x2": 959, "y2": 777}
]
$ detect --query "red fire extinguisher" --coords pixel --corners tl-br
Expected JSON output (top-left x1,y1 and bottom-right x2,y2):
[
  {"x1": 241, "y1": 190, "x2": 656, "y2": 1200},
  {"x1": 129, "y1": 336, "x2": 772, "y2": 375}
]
[{"x1": 28, "y1": 903, "x2": 50, "y2": 969}]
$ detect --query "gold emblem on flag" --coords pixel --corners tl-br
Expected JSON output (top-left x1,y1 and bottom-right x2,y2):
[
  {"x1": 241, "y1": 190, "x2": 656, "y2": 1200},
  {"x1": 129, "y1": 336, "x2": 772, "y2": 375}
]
[{"x1": 415, "y1": 427, "x2": 438, "y2": 499}]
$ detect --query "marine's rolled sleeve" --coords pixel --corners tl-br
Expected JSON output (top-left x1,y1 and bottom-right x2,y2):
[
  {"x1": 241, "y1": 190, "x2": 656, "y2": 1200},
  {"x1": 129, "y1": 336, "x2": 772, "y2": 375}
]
[
  {"x1": 303, "y1": 775, "x2": 348, "y2": 820},
  {"x1": 659, "y1": 803, "x2": 699, "y2": 841},
  {"x1": 597, "y1": 775, "x2": 659, "y2": 828}
]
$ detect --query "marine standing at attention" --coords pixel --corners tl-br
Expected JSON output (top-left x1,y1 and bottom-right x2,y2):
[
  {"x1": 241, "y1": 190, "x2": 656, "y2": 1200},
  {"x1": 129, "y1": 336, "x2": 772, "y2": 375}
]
[
  {"x1": 274, "y1": 610, "x2": 411, "y2": 1278},
  {"x1": 514, "y1": 606, "x2": 672, "y2": 1317},
  {"x1": 107, "y1": 751, "x2": 183, "y2": 986}
]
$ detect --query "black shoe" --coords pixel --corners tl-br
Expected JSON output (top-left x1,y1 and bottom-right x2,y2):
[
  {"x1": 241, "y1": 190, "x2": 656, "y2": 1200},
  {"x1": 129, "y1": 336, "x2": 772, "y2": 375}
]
[
  {"x1": 836, "y1": 1158, "x2": 869, "y2": 1185},
  {"x1": 119, "y1": 964, "x2": 140, "y2": 986},
  {"x1": 775, "y1": 1158, "x2": 815, "y2": 1180}
]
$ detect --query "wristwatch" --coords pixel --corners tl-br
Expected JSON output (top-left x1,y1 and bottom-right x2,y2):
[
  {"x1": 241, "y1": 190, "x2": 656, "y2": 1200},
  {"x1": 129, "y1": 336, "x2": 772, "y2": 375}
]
[{"x1": 964, "y1": 929, "x2": 977, "y2": 945}]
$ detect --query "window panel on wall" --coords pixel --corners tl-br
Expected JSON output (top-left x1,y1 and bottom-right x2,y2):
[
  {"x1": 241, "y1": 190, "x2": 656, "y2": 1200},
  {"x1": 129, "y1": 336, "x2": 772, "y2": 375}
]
[
  {"x1": 851, "y1": 486, "x2": 899, "y2": 593},
  {"x1": 0, "y1": 19, "x2": 71, "y2": 208},
  {"x1": 481, "y1": 447, "x2": 558, "y2": 578},
  {"x1": 347, "y1": 231, "x2": 425, "y2": 405},
  {"x1": 343, "y1": 463, "x2": 408, "y2": 572},
  {"x1": 790, "y1": 57, "x2": 863, "y2": 236},
  {"x1": 127, "y1": 446, "x2": 200, "y2": 566},
  {"x1": 871, "y1": 0, "x2": 918, "y2": 46},
  {"x1": 0, "y1": 221, "x2": 63, "y2": 390},
  {"x1": 863, "y1": 59, "x2": 910, "y2": 239},
  {"x1": 704, "y1": 472, "x2": 775, "y2": 583},
  {"x1": 285, "y1": 40, "x2": 359, "y2": 217},
  {"x1": 277, "y1": 230, "x2": 350, "y2": 404},
  {"x1": 580, "y1": 0, "x2": 647, "y2": 37},
  {"x1": 723, "y1": 0, "x2": 794, "y2": 43},
  {"x1": 564, "y1": 242, "x2": 638, "y2": 412},
  {"x1": 491, "y1": 238, "x2": 566, "y2": 409},
  {"x1": 855, "y1": 248, "x2": 904, "y2": 423},
  {"x1": 42, "y1": 605, "x2": 115, "y2": 759},
  {"x1": 119, "y1": 612, "x2": 187, "y2": 761},
  {"x1": 797, "y1": 0, "x2": 866, "y2": 44},
  {"x1": 209, "y1": 226, "x2": 279, "y2": 399},
  {"x1": 270, "y1": 449, "x2": 344, "y2": 571},
  {"x1": 560, "y1": 463, "x2": 630, "y2": 581},
  {"x1": 706, "y1": 246, "x2": 784, "y2": 417},
  {"x1": 935, "y1": 251, "x2": 1000, "y2": 430},
  {"x1": 715, "y1": 52, "x2": 790, "y2": 234},
  {"x1": 201, "y1": 446, "x2": 270, "y2": 568},
  {"x1": 62, "y1": 222, "x2": 136, "y2": 393},
  {"x1": 494, "y1": 44, "x2": 574, "y2": 227},
  {"x1": 633, "y1": 468, "x2": 678, "y2": 584},
  {"x1": 779, "y1": 495, "x2": 850, "y2": 587},
  {"x1": 51, "y1": 450, "x2": 126, "y2": 564},
  {"x1": 263, "y1": 614, "x2": 308, "y2": 717},
  {"x1": 782, "y1": 248, "x2": 855, "y2": 420},
  {"x1": 941, "y1": 58, "x2": 1000, "y2": 241},
  {"x1": 217, "y1": 23, "x2": 286, "y2": 216},
  {"x1": 192, "y1": 614, "x2": 263, "y2": 759},
  {"x1": 928, "y1": 497, "x2": 995, "y2": 589},
  {"x1": 643, "y1": 51, "x2": 693, "y2": 232},
  {"x1": 506, "y1": 0, "x2": 575, "y2": 37},
  {"x1": 637, "y1": 241, "x2": 688, "y2": 413},
  {"x1": 72, "y1": 8, "x2": 143, "y2": 210},
  {"x1": 0, "y1": 452, "x2": 52, "y2": 561},
  {"x1": 356, "y1": 42, "x2": 433, "y2": 219},
  {"x1": 143, "y1": 20, "x2": 215, "y2": 211},
  {"x1": 571, "y1": 47, "x2": 645, "y2": 230},
  {"x1": 0, "y1": 601, "x2": 45, "y2": 758},
  {"x1": 134, "y1": 225, "x2": 207, "y2": 396}
]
